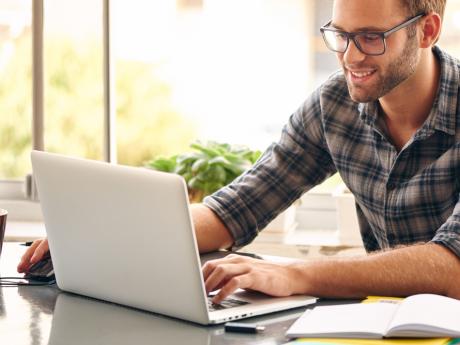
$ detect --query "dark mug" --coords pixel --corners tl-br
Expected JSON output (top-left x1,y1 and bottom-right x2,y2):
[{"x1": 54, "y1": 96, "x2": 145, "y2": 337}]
[{"x1": 0, "y1": 209, "x2": 7, "y2": 258}]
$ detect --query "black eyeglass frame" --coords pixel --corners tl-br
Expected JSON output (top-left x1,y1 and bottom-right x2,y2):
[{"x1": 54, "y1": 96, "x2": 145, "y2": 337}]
[{"x1": 320, "y1": 13, "x2": 426, "y2": 56}]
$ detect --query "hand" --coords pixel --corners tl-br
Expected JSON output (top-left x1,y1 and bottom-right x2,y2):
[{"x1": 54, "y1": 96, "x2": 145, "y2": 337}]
[
  {"x1": 17, "y1": 238, "x2": 49, "y2": 273},
  {"x1": 202, "y1": 254, "x2": 300, "y2": 304}
]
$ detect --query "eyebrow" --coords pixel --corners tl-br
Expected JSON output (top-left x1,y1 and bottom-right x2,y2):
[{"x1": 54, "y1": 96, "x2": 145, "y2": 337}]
[{"x1": 330, "y1": 22, "x2": 387, "y2": 32}]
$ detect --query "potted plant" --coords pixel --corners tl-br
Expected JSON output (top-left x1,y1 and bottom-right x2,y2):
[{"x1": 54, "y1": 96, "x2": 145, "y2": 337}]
[{"x1": 146, "y1": 141, "x2": 261, "y2": 203}]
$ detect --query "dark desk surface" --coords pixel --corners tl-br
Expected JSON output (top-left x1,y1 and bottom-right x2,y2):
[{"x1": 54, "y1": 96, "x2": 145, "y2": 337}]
[{"x1": 0, "y1": 243, "x2": 311, "y2": 345}]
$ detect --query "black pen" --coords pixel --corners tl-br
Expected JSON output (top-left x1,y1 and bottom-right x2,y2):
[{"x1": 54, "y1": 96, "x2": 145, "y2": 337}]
[
  {"x1": 224, "y1": 322, "x2": 265, "y2": 334},
  {"x1": 21, "y1": 241, "x2": 34, "y2": 247}
]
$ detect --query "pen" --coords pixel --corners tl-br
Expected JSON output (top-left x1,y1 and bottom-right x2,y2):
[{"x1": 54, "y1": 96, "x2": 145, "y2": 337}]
[
  {"x1": 21, "y1": 241, "x2": 34, "y2": 247},
  {"x1": 224, "y1": 322, "x2": 265, "y2": 334}
]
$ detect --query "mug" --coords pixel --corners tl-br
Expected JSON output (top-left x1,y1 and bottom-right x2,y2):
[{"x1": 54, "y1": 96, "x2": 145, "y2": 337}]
[{"x1": 0, "y1": 209, "x2": 7, "y2": 258}]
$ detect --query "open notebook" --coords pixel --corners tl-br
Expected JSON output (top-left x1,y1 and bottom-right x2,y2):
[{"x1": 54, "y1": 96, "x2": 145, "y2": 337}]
[{"x1": 286, "y1": 294, "x2": 460, "y2": 339}]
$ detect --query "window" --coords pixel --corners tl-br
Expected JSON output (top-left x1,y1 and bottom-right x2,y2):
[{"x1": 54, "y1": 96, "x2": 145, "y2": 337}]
[
  {"x1": 177, "y1": 0, "x2": 203, "y2": 10},
  {"x1": 111, "y1": 0, "x2": 316, "y2": 167},
  {"x1": 438, "y1": 1, "x2": 460, "y2": 58},
  {"x1": 2, "y1": 0, "x2": 460, "y2": 230},
  {"x1": 43, "y1": 0, "x2": 104, "y2": 161},
  {"x1": 0, "y1": 0, "x2": 32, "y2": 180}
]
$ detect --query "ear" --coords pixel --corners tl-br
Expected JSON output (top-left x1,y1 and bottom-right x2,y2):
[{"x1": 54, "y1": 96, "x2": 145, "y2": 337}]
[{"x1": 419, "y1": 12, "x2": 442, "y2": 48}]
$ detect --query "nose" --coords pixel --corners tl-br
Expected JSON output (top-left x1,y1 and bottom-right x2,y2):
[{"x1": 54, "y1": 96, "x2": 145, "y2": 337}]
[{"x1": 342, "y1": 39, "x2": 366, "y2": 65}]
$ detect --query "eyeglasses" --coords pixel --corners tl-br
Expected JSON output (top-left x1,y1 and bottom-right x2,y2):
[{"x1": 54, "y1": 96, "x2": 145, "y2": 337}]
[{"x1": 320, "y1": 13, "x2": 425, "y2": 56}]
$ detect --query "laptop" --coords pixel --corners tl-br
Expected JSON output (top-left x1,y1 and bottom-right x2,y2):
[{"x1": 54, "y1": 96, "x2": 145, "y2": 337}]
[{"x1": 31, "y1": 150, "x2": 316, "y2": 325}]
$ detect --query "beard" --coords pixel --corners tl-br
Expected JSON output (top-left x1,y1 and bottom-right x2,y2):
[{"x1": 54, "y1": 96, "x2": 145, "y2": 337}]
[{"x1": 344, "y1": 34, "x2": 419, "y2": 103}]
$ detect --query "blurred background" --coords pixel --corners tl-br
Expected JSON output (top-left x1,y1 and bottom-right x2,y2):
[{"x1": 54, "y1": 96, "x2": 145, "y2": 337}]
[{"x1": 1, "y1": 0, "x2": 459, "y2": 190}]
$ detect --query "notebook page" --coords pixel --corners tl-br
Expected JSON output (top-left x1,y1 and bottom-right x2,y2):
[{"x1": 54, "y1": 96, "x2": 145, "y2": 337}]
[
  {"x1": 387, "y1": 294, "x2": 460, "y2": 337},
  {"x1": 287, "y1": 302, "x2": 399, "y2": 338}
]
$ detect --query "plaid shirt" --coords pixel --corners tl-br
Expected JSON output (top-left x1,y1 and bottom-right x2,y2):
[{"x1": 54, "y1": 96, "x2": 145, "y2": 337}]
[{"x1": 203, "y1": 46, "x2": 460, "y2": 257}]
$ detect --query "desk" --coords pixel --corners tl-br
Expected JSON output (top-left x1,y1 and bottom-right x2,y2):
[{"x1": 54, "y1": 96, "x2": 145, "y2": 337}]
[{"x1": 0, "y1": 243, "x2": 318, "y2": 345}]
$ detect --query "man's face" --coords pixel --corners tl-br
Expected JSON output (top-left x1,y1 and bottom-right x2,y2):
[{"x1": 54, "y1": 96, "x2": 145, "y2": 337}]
[{"x1": 332, "y1": 0, "x2": 420, "y2": 103}]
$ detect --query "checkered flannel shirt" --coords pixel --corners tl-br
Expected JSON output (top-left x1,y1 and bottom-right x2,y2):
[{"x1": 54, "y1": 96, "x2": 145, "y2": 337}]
[{"x1": 203, "y1": 46, "x2": 460, "y2": 257}]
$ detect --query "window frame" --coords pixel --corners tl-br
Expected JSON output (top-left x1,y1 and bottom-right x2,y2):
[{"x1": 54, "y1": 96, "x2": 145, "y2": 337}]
[
  {"x1": 0, "y1": 0, "x2": 338, "y2": 238},
  {"x1": 0, "y1": 0, "x2": 115, "y2": 199}
]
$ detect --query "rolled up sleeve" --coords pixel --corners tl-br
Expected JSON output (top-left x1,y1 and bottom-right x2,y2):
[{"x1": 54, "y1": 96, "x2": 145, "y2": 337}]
[{"x1": 432, "y1": 198, "x2": 460, "y2": 259}]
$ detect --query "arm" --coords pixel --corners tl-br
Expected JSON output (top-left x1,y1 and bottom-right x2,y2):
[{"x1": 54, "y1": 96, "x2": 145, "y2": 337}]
[
  {"x1": 202, "y1": 90, "x2": 337, "y2": 249},
  {"x1": 297, "y1": 243, "x2": 460, "y2": 298},
  {"x1": 203, "y1": 242, "x2": 460, "y2": 303},
  {"x1": 190, "y1": 203, "x2": 234, "y2": 253}
]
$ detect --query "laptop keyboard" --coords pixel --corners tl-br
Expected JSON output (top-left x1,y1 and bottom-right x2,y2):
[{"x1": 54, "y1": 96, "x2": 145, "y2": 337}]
[{"x1": 207, "y1": 296, "x2": 249, "y2": 311}]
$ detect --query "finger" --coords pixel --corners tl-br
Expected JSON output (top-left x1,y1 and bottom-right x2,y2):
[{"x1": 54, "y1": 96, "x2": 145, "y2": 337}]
[
  {"x1": 17, "y1": 240, "x2": 43, "y2": 273},
  {"x1": 225, "y1": 253, "x2": 252, "y2": 263},
  {"x1": 202, "y1": 260, "x2": 218, "y2": 281},
  {"x1": 205, "y1": 263, "x2": 251, "y2": 294},
  {"x1": 212, "y1": 274, "x2": 252, "y2": 304},
  {"x1": 202, "y1": 255, "x2": 252, "y2": 280},
  {"x1": 30, "y1": 239, "x2": 49, "y2": 264},
  {"x1": 225, "y1": 253, "x2": 241, "y2": 260}
]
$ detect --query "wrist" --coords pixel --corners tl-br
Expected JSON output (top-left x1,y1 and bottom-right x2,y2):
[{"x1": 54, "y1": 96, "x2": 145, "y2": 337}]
[{"x1": 286, "y1": 261, "x2": 315, "y2": 295}]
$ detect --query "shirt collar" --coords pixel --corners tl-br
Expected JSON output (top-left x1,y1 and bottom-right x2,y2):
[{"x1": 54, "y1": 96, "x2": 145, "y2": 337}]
[{"x1": 358, "y1": 46, "x2": 459, "y2": 136}]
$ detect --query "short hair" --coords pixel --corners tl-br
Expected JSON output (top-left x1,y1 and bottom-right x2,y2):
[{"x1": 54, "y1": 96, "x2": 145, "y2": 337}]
[
  {"x1": 399, "y1": 0, "x2": 446, "y2": 42},
  {"x1": 399, "y1": 0, "x2": 446, "y2": 20}
]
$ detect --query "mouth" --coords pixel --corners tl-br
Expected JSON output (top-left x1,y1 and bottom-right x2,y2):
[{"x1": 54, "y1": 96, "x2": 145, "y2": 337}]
[{"x1": 347, "y1": 68, "x2": 377, "y2": 84}]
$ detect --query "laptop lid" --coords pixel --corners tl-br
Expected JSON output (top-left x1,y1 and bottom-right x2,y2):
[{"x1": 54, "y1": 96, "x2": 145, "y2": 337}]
[
  {"x1": 31, "y1": 150, "x2": 210, "y2": 324},
  {"x1": 32, "y1": 151, "x2": 316, "y2": 325}
]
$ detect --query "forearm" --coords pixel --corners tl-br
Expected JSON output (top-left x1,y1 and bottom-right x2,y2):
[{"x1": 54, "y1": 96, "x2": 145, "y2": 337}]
[
  {"x1": 291, "y1": 243, "x2": 460, "y2": 299},
  {"x1": 191, "y1": 204, "x2": 234, "y2": 253}
]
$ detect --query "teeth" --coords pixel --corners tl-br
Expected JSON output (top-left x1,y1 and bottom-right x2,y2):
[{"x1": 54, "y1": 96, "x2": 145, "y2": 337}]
[{"x1": 351, "y1": 70, "x2": 374, "y2": 78}]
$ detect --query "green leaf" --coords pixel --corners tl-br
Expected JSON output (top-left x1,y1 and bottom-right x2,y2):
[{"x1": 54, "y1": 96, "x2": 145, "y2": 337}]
[
  {"x1": 176, "y1": 152, "x2": 202, "y2": 165},
  {"x1": 174, "y1": 164, "x2": 190, "y2": 175},
  {"x1": 190, "y1": 142, "x2": 220, "y2": 158},
  {"x1": 182, "y1": 172, "x2": 193, "y2": 183},
  {"x1": 208, "y1": 156, "x2": 231, "y2": 166},
  {"x1": 222, "y1": 152, "x2": 242, "y2": 163},
  {"x1": 241, "y1": 150, "x2": 262, "y2": 163},
  {"x1": 146, "y1": 140, "x2": 261, "y2": 200},
  {"x1": 206, "y1": 181, "x2": 225, "y2": 194},
  {"x1": 223, "y1": 162, "x2": 247, "y2": 176},
  {"x1": 146, "y1": 157, "x2": 176, "y2": 172},
  {"x1": 209, "y1": 165, "x2": 227, "y2": 182},
  {"x1": 188, "y1": 176, "x2": 205, "y2": 190},
  {"x1": 191, "y1": 158, "x2": 209, "y2": 174}
]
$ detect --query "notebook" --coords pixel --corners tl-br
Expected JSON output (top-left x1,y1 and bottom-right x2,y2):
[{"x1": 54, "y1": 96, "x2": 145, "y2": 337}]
[
  {"x1": 31, "y1": 150, "x2": 316, "y2": 325},
  {"x1": 286, "y1": 294, "x2": 460, "y2": 339}
]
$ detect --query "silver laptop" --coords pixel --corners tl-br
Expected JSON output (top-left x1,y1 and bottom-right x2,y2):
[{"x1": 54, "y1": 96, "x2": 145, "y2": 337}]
[{"x1": 31, "y1": 150, "x2": 316, "y2": 325}]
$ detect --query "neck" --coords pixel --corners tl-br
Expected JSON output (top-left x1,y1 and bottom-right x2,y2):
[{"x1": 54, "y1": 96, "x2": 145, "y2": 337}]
[{"x1": 379, "y1": 48, "x2": 440, "y2": 130}]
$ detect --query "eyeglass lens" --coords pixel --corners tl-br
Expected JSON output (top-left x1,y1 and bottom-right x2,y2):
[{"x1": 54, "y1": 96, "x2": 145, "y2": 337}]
[{"x1": 323, "y1": 30, "x2": 385, "y2": 55}]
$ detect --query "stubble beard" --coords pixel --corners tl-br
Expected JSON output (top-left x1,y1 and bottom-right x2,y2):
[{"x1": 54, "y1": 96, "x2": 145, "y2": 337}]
[{"x1": 345, "y1": 35, "x2": 419, "y2": 103}]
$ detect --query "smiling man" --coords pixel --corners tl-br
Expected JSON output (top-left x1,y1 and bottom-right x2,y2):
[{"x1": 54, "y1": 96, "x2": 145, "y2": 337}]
[
  {"x1": 19, "y1": 0, "x2": 460, "y2": 304},
  {"x1": 197, "y1": 0, "x2": 460, "y2": 303}
]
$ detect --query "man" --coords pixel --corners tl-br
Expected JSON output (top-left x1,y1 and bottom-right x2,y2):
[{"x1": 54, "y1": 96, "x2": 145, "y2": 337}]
[{"x1": 19, "y1": 0, "x2": 460, "y2": 304}]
